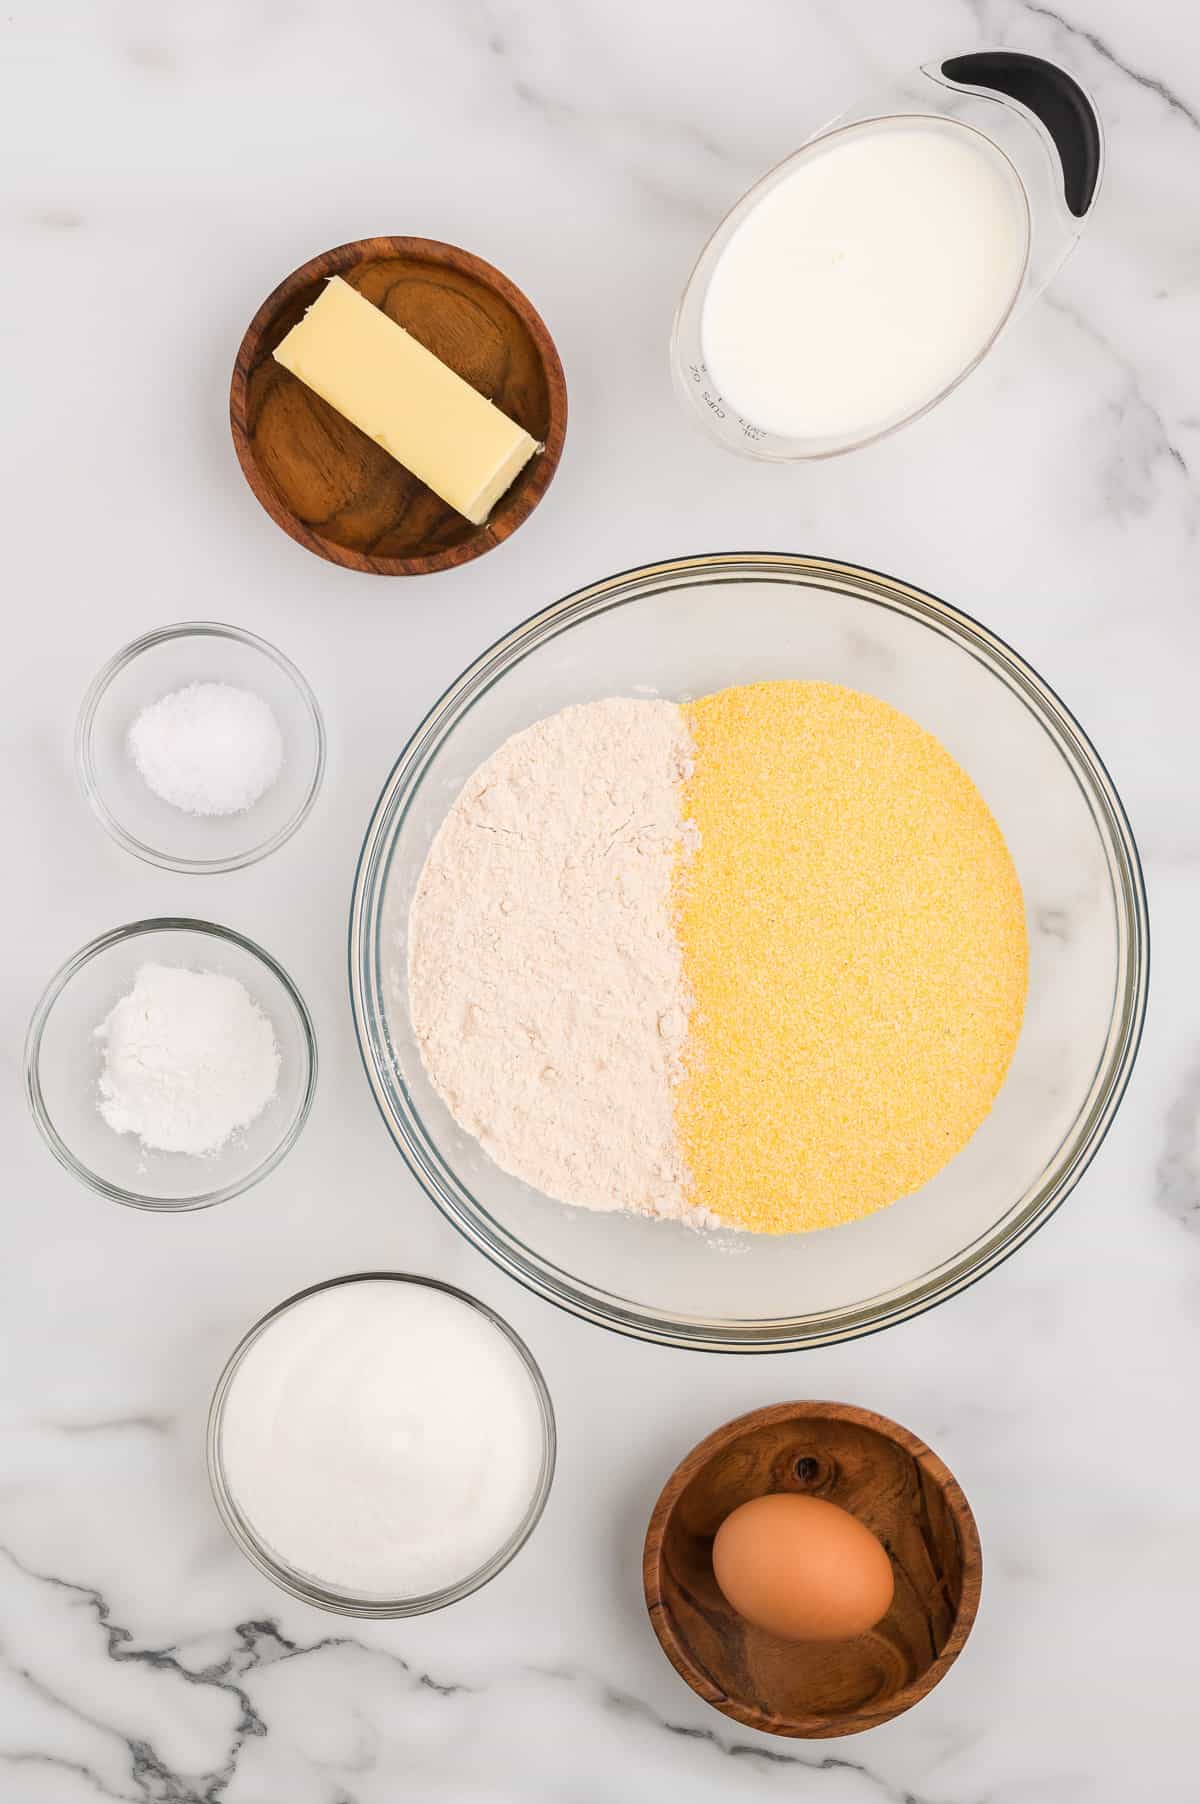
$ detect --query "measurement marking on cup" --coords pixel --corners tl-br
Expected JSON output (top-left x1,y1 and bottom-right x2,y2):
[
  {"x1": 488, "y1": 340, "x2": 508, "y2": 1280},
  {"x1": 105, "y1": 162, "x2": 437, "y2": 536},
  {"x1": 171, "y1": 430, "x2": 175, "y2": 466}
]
[
  {"x1": 687, "y1": 366, "x2": 727, "y2": 421},
  {"x1": 686, "y1": 362, "x2": 763, "y2": 434}
]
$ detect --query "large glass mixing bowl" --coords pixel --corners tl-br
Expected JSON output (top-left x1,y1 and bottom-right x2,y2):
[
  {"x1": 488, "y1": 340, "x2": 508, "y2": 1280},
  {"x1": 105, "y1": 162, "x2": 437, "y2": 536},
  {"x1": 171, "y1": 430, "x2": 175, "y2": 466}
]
[{"x1": 349, "y1": 555, "x2": 1148, "y2": 1352}]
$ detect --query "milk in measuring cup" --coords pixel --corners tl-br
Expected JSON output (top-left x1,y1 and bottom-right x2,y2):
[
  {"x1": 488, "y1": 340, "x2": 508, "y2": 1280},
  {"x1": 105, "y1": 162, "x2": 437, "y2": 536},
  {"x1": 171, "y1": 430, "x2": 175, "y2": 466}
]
[{"x1": 700, "y1": 116, "x2": 1029, "y2": 446}]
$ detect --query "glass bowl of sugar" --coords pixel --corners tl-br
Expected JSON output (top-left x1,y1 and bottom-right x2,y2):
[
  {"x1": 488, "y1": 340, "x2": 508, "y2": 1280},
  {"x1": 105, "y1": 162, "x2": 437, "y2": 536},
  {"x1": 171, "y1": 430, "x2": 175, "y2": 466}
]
[
  {"x1": 25, "y1": 918, "x2": 317, "y2": 1210},
  {"x1": 208, "y1": 1273, "x2": 555, "y2": 1616},
  {"x1": 76, "y1": 622, "x2": 325, "y2": 873}
]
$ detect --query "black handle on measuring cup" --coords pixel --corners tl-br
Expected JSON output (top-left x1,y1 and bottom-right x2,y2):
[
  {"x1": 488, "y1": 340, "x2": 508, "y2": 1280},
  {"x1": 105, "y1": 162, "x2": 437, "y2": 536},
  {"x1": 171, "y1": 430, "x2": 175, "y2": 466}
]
[{"x1": 941, "y1": 52, "x2": 1101, "y2": 217}]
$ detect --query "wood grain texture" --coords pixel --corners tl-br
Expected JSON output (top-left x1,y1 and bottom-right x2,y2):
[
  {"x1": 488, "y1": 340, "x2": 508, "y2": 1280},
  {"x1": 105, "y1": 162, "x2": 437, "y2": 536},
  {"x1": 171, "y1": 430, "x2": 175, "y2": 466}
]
[
  {"x1": 230, "y1": 237, "x2": 567, "y2": 576},
  {"x1": 643, "y1": 1401, "x2": 982, "y2": 1740}
]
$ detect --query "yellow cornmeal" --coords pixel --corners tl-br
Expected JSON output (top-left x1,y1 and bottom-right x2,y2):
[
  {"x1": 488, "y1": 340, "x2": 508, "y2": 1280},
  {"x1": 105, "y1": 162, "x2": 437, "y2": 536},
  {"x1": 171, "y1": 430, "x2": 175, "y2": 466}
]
[{"x1": 675, "y1": 681, "x2": 1027, "y2": 1234}]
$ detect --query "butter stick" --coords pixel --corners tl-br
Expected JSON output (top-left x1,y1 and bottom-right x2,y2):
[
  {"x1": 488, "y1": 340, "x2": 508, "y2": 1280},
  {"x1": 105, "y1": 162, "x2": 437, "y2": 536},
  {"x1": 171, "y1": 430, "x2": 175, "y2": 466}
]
[{"x1": 273, "y1": 276, "x2": 540, "y2": 525}]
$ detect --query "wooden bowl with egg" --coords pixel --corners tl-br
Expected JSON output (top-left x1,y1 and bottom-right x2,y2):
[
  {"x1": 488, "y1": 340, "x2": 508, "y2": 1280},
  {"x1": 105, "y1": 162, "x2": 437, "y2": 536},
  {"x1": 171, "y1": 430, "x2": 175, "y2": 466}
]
[
  {"x1": 643, "y1": 1401, "x2": 981, "y2": 1739},
  {"x1": 230, "y1": 236, "x2": 567, "y2": 576}
]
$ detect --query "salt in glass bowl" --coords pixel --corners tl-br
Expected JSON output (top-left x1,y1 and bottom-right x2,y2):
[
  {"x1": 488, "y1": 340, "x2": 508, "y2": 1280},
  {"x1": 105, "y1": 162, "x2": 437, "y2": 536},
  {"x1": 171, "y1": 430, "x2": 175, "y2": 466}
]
[
  {"x1": 76, "y1": 621, "x2": 325, "y2": 874},
  {"x1": 25, "y1": 918, "x2": 317, "y2": 1210},
  {"x1": 207, "y1": 1272, "x2": 557, "y2": 1617},
  {"x1": 349, "y1": 553, "x2": 1148, "y2": 1353}
]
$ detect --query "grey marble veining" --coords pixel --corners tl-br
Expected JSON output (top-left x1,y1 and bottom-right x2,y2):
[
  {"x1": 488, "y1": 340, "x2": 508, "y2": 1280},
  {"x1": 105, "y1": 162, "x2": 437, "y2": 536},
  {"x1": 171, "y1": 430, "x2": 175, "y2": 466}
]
[{"x1": 3, "y1": 0, "x2": 1199, "y2": 1799}]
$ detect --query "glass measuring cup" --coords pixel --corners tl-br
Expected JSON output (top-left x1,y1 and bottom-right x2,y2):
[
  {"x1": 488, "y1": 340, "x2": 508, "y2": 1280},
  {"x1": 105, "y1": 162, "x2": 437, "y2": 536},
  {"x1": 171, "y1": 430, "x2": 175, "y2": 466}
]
[{"x1": 671, "y1": 51, "x2": 1103, "y2": 461}]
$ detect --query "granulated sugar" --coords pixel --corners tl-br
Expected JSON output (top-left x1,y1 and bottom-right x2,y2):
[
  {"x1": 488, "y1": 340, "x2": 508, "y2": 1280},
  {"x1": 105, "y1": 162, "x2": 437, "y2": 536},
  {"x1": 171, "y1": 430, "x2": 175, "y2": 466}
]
[
  {"x1": 218, "y1": 1279, "x2": 546, "y2": 1599},
  {"x1": 407, "y1": 698, "x2": 700, "y2": 1218}
]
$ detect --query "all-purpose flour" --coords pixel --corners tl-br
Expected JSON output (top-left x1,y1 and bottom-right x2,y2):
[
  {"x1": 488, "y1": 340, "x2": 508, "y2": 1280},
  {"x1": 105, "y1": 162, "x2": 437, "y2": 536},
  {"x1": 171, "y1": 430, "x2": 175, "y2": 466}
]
[{"x1": 407, "y1": 699, "x2": 699, "y2": 1218}]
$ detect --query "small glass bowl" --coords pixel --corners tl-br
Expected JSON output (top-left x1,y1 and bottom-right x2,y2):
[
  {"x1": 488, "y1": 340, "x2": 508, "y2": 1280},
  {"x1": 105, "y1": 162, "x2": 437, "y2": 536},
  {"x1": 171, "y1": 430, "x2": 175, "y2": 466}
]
[
  {"x1": 207, "y1": 1273, "x2": 557, "y2": 1617},
  {"x1": 25, "y1": 918, "x2": 317, "y2": 1211},
  {"x1": 76, "y1": 622, "x2": 325, "y2": 873}
]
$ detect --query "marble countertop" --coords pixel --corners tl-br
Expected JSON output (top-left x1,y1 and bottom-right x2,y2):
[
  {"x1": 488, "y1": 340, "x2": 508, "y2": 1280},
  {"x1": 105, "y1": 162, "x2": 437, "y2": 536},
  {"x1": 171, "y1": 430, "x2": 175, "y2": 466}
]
[{"x1": 4, "y1": 0, "x2": 1197, "y2": 1798}]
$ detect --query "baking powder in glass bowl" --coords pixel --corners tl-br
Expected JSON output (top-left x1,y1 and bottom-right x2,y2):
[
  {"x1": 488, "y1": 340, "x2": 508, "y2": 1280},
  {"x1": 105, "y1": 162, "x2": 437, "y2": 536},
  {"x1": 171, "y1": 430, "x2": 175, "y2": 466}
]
[{"x1": 210, "y1": 1275, "x2": 554, "y2": 1612}]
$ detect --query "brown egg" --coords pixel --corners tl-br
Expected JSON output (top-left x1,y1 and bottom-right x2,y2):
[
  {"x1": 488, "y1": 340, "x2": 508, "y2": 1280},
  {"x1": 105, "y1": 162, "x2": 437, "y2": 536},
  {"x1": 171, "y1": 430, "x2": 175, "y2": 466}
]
[{"x1": 712, "y1": 1493, "x2": 894, "y2": 1643}]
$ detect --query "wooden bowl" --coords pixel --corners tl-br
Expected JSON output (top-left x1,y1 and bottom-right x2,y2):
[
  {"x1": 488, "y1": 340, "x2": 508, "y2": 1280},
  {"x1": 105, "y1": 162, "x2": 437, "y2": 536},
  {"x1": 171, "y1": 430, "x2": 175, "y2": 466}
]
[
  {"x1": 230, "y1": 237, "x2": 567, "y2": 576},
  {"x1": 643, "y1": 1401, "x2": 981, "y2": 1739}
]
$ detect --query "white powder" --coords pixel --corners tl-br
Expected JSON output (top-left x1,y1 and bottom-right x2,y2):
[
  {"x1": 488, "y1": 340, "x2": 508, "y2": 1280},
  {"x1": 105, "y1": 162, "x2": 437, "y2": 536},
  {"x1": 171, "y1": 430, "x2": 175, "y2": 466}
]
[
  {"x1": 218, "y1": 1279, "x2": 547, "y2": 1598},
  {"x1": 95, "y1": 963, "x2": 280, "y2": 1156},
  {"x1": 407, "y1": 698, "x2": 700, "y2": 1219},
  {"x1": 128, "y1": 682, "x2": 283, "y2": 816}
]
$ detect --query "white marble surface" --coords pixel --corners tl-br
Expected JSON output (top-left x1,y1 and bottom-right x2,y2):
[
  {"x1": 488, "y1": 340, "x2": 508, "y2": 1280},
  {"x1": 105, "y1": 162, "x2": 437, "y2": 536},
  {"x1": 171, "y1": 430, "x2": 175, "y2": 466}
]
[{"x1": 3, "y1": 1, "x2": 1198, "y2": 1797}]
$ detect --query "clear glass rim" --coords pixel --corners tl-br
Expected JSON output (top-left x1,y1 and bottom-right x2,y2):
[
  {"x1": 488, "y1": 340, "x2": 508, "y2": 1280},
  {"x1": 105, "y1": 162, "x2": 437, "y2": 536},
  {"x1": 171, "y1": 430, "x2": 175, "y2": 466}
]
[
  {"x1": 206, "y1": 1271, "x2": 557, "y2": 1618},
  {"x1": 24, "y1": 916, "x2": 318, "y2": 1212},
  {"x1": 75, "y1": 620, "x2": 327, "y2": 874},
  {"x1": 670, "y1": 114, "x2": 1033, "y2": 463},
  {"x1": 348, "y1": 553, "x2": 1150, "y2": 1353}
]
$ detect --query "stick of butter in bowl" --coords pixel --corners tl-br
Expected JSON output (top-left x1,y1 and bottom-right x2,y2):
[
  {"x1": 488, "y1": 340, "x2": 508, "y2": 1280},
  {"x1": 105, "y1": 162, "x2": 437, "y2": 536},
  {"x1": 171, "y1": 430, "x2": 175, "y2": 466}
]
[{"x1": 273, "y1": 276, "x2": 540, "y2": 525}]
